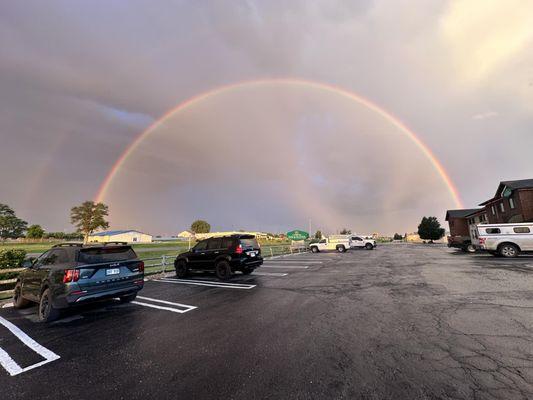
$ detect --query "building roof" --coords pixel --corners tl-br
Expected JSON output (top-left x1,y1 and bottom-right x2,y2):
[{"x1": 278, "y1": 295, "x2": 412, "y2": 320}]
[
  {"x1": 479, "y1": 178, "x2": 533, "y2": 205},
  {"x1": 90, "y1": 230, "x2": 147, "y2": 237},
  {"x1": 445, "y1": 208, "x2": 483, "y2": 220}
]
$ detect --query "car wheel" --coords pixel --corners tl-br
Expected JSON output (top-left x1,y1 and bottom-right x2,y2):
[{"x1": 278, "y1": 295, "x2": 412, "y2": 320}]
[
  {"x1": 336, "y1": 245, "x2": 345, "y2": 253},
  {"x1": 175, "y1": 260, "x2": 189, "y2": 278},
  {"x1": 38, "y1": 288, "x2": 60, "y2": 323},
  {"x1": 365, "y1": 243, "x2": 374, "y2": 250},
  {"x1": 120, "y1": 293, "x2": 137, "y2": 303},
  {"x1": 215, "y1": 260, "x2": 232, "y2": 281},
  {"x1": 499, "y1": 244, "x2": 519, "y2": 258},
  {"x1": 13, "y1": 282, "x2": 31, "y2": 309},
  {"x1": 466, "y1": 244, "x2": 476, "y2": 253},
  {"x1": 242, "y1": 268, "x2": 253, "y2": 275},
  {"x1": 311, "y1": 246, "x2": 319, "y2": 253}
]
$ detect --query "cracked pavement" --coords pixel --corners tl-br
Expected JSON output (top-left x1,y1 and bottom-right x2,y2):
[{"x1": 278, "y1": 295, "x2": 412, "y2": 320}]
[{"x1": 1, "y1": 244, "x2": 532, "y2": 399}]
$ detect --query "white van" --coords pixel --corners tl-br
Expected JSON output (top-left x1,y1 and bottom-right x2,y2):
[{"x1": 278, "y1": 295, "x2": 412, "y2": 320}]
[{"x1": 477, "y1": 223, "x2": 533, "y2": 257}]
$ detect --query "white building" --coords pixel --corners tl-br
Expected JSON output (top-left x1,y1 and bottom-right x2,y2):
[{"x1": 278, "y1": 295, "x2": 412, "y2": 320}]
[
  {"x1": 177, "y1": 230, "x2": 195, "y2": 238},
  {"x1": 88, "y1": 230, "x2": 153, "y2": 243}
]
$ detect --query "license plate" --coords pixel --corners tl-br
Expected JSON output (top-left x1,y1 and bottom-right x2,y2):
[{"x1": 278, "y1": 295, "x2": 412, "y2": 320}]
[
  {"x1": 106, "y1": 268, "x2": 120, "y2": 275},
  {"x1": 249, "y1": 252, "x2": 256, "y2": 257}
]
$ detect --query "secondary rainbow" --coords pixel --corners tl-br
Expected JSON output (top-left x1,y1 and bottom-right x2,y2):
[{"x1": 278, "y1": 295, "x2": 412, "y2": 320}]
[{"x1": 95, "y1": 78, "x2": 463, "y2": 208}]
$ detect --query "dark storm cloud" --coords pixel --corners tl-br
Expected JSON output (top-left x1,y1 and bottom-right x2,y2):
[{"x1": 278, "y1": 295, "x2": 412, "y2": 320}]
[{"x1": 1, "y1": 0, "x2": 532, "y2": 234}]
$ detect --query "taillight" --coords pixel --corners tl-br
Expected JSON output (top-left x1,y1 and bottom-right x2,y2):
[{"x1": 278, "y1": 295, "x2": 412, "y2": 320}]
[
  {"x1": 138, "y1": 261, "x2": 145, "y2": 273},
  {"x1": 63, "y1": 269, "x2": 80, "y2": 283},
  {"x1": 479, "y1": 238, "x2": 486, "y2": 246},
  {"x1": 235, "y1": 244, "x2": 243, "y2": 254}
]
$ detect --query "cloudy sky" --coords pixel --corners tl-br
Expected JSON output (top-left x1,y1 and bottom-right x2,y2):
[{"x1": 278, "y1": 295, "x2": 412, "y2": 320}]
[{"x1": 1, "y1": 0, "x2": 532, "y2": 235}]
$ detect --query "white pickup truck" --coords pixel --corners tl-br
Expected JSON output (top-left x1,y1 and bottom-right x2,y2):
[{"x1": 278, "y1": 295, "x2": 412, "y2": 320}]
[
  {"x1": 310, "y1": 236, "x2": 351, "y2": 253},
  {"x1": 477, "y1": 222, "x2": 533, "y2": 257}
]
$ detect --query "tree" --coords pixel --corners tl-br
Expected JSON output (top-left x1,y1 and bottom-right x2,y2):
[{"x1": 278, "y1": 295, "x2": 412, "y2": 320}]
[
  {"x1": 417, "y1": 216, "x2": 445, "y2": 243},
  {"x1": 340, "y1": 228, "x2": 352, "y2": 235},
  {"x1": 393, "y1": 233, "x2": 403, "y2": 241},
  {"x1": 0, "y1": 203, "x2": 27, "y2": 241},
  {"x1": 26, "y1": 224, "x2": 45, "y2": 239},
  {"x1": 190, "y1": 220, "x2": 210, "y2": 234},
  {"x1": 70, "y1": 201, "x2": 109, "y2": 243},
  {"x1": 314, "y1": 230, "x2": 322, "y2": 239}
]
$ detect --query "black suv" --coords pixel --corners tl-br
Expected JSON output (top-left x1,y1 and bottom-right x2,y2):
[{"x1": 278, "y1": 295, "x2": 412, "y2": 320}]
[
  {"x1": 174, "y1": 235, "x2": 263, "y2": 280},
  {"x1": 13, "y1": 243, "x2": 144, "y2": 322}
]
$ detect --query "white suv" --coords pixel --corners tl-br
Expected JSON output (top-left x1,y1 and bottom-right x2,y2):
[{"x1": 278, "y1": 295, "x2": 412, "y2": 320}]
[{"x1": 350, "y1": 236, "x2": 376, "y2": 250}]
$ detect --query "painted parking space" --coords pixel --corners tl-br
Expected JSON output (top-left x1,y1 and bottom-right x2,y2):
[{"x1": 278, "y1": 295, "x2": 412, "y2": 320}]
[
  {"x1": 155, "y1": 278, "x2": 257, "y2": 289},
  {"x1": 132, "y1": 296, "x2": 197, "y2": 314},
  {"x1": 0, "y1": 316, "x2": 60, "y2": 377},
  {"x1": 252, "y1": 271, "x2": 288, "y2": 277}
]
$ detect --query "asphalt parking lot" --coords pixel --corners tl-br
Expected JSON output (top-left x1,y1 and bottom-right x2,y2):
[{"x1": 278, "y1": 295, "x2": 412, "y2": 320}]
[{"x1": 1, "y1": 244, "x2": 533, "y2": 399}]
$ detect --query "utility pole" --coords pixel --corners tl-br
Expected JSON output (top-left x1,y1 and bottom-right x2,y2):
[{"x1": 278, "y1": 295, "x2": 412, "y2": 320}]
[{"x1": 308, "y1": 219, "x2": 312, "y2": 236}]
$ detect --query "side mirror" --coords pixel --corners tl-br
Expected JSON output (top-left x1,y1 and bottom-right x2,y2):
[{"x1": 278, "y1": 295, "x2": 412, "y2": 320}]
[{"x1": 21, "y1": 258, "x2": 35, "y2": 268}]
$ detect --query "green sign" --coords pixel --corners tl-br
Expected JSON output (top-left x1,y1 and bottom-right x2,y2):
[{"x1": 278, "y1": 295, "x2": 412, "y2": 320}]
[{"x1": 286, "y1": 230, "x2": 309, "y2": 241}]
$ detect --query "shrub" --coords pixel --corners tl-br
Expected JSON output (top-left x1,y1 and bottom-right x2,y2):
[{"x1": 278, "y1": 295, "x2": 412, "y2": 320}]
[{"x1": 0, "y1": 249, "x2": 27, "y2": 270}]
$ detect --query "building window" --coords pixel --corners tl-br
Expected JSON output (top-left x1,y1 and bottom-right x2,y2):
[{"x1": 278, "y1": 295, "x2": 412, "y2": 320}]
[
  {"x1": 491, "y1": 206, "x2": 496, "y2": 215},
  {"x1": 513, "y1": 227, "x2": 530, "y2": 234},
  {"x1": 509, "y1": 197, "x2": 515, "y2": 209},
  {"x1": 500, "y1": 203, "x2": 505, "y2": 213}
]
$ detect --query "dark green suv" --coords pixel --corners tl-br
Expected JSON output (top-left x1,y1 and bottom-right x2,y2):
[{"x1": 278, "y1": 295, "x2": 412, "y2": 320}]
[{"x1": 13, "y1": 243, "x2": 144, "y2": 322}]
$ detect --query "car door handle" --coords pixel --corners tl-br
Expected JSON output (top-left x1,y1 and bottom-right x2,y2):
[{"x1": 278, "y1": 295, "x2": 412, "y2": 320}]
[
  {"x1": 201, "y1": 253, "x2": 205, "y2": 255},
  {"x1": 214, "y1": 251, "x2": 219, "y2": 254}
]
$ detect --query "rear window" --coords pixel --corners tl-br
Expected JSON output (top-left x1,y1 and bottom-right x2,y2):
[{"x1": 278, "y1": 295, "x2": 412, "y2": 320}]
[
  {"x1": 78, "y1": 247, "x2": 137, "y2": 264},
  {"x1": 514, "y1": 227, "x2": 531, "y2": 234},
  {"x1": 240, "y1": 238, "x2": 259, "y2": 248},
  {"x1": 485, "y1": 228, "x2": 501, "y2": 234}
]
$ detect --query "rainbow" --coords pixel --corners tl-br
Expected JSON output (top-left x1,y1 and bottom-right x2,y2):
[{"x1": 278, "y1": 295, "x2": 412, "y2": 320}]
[{"x1": 95, "y1": 78, "x2": 463, "y2": 208}]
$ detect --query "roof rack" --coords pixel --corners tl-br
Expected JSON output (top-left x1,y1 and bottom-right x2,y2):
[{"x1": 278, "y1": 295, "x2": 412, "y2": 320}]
[{"x1": 52, "y1": 243, "x2": 83, "y2": 248}]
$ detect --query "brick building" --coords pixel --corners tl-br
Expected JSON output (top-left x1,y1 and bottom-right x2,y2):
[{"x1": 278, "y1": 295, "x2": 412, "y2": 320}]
[{"x1": 479, "y1": 179, "x2": 533, "y2": 224}]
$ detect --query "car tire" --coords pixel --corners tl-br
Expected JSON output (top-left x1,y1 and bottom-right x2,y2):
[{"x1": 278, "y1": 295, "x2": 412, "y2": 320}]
[
  {"x1": 499, "y1": 243, "x2": 519, "y2": 258},
  {"x1": 466, "y1": 244, "x2": 476, "y2": 253},
  {"x1": 38, "y1": 288, "x2": 60, "y2": 323},
  {"x1": 336, "y1": 245, "x2": 346, "y2": 253},
  {"x1": 13, "y1": 282, "x2": 31, "y2": 309},
  {"x1": 215, "y1": 260, "x2": 232, "y2": 281},
  {"x1": 175, "y1": 260, "x2": 189, "y2": 278},
  {"x1": 120, "y1": 293, "x2": 137, "y2": 303},
  {"x1": 365, "y1": 243, "x2": 374, "y2": 250},
  {"x1": 311, "y1": 246, "x2": 319, "y2": 253},
  {"x1": 242, "y1": 268, "x2": 253, "y2": 275}
]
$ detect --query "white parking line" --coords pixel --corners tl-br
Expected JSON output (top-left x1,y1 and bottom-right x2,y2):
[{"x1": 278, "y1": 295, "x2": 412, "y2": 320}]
[
  {"x1": 264, "y1": 261, "x2": 322, "y2": 264},
  {"x1": 0, "y1": 316, "x2": 60, "y2": 376},
  {"x1": 156, "y1": 278, "x2": 256, "y2": 290},
  {"x1": 261, "y1": 265, "x2": 309, "y2": 269},
  {"x1": 252, "y1": 271, "x2": 288, "y2": 277},
  {"x1": 132, "y1": 296, "x2": 197, "y2": 314}
]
